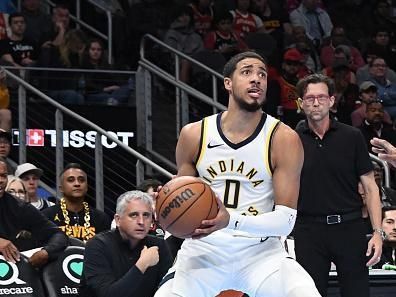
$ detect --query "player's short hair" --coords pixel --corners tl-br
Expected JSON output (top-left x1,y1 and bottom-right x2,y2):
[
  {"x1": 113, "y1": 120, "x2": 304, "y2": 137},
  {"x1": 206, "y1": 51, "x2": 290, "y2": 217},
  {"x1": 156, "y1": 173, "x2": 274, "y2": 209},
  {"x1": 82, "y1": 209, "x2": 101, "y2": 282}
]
[
  {"x1": 296, "y1": 73, "x2": 335, "y2": 98},
  {"x1": 59, "y1": 162, "x2": 86, "y2": 179},
  {"x1": 136, "y1": 179, "x2": 162, "y2": 193},
  {"x1": 8, "y1": 12, "x2": 24, "y2": 25},
  {"x1": 116, "y1": 190, "x2": 154, "y2": 215},
  {"x1": 223, "y1": 51, "x2": 267, "y2": 78},
  {"x1": 382, "y1": 205, "x2": 396, "y2": 219}
]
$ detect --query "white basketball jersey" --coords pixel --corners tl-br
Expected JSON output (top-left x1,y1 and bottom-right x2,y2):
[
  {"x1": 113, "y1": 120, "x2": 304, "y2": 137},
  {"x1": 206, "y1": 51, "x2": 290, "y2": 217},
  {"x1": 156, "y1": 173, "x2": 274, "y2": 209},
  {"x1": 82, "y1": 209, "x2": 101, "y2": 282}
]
[{"x1": 196, "y1": 112, "x2": 280, "y2": 219}]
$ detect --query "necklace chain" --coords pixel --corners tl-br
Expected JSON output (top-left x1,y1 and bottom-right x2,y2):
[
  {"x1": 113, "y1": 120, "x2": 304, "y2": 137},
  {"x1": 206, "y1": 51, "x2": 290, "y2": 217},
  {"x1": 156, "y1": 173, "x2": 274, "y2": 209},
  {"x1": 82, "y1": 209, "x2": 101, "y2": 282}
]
[{"x1": 60, "y1": 197, "x2": 91, "y2": 241}]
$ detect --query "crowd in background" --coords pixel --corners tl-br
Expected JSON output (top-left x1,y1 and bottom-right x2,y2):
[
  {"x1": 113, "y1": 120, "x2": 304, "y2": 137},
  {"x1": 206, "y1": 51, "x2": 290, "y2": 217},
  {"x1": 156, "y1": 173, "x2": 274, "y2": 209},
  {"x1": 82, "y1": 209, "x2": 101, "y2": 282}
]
[{"x1": 0, "y1": 1, "x2": 396, "y2": 296}]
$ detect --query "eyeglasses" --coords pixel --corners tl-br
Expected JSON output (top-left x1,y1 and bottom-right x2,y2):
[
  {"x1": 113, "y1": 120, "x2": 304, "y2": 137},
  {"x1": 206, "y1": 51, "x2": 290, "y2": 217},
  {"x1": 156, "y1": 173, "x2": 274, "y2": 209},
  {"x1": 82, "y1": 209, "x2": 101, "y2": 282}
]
[
  {"x1": 7, "y1": 189, "x2": 26, "y2": 197},
  {"x1": 303, "y1": 95, "x2": 330, "y2": 105},
  {"x1": 372, "y1": 63, "x2": 387, "y2": 68}
]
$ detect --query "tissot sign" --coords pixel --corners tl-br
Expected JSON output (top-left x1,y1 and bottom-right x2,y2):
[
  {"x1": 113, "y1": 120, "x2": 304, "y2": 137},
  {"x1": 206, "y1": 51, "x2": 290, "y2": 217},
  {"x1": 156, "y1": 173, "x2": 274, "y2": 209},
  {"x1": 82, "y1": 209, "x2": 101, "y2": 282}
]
[{"x1": 11, "y1": 129, "x2": 134, "y2": 149}]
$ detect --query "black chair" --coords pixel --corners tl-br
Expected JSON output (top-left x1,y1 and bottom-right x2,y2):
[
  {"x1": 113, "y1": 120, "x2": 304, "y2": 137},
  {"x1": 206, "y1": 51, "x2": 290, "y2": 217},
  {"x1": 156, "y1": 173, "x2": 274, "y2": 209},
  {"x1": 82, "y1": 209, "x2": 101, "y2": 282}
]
[
  {"x1": 0, "y1": 254, "x2": 45, "y2": 297},
  {"x1": 41, "y1": 246, "x2": 85, "y2": 297}
]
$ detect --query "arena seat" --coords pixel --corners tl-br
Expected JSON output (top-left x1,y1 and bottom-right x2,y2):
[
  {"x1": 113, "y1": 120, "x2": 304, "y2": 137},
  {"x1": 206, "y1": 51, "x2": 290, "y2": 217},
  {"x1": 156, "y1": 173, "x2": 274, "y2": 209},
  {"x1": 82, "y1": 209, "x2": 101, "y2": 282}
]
[
  {"x1": 0, "y1": 254, "x2": 45, "y2": 297},
  {"x1": 41, "y1": 246, "x2": 85, "y2": 297}
]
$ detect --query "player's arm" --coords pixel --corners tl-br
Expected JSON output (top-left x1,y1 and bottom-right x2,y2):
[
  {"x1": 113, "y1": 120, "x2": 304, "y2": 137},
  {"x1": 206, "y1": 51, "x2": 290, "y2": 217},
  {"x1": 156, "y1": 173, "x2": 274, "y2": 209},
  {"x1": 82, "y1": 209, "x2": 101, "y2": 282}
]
[
  {"x1": 360, "y1": 172, "x2": 383, "y2": 266},
  {"x1": 175, "y1": 121, "x2": 201, "y2": 177}
]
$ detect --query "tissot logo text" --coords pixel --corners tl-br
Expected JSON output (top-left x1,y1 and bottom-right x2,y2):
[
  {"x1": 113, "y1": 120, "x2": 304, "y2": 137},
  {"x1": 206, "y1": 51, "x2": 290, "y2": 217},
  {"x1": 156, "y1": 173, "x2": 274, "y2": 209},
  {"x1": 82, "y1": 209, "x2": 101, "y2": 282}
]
[{"x1": 12, "y1": 129, "x2": 134, "y2": 149}]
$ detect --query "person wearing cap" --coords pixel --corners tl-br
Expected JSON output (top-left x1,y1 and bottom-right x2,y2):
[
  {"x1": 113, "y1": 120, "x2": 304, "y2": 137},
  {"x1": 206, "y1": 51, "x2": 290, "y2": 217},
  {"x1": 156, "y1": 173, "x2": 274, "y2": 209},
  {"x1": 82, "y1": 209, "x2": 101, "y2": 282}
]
[
  {"x1": 15, "y1": 162, "x2": 54, "y2": 211},
  {"x1": 42, "y1": 163, "x2": 111, "y2": 242},
  {"x1": 269, "y1": 48, "x2": 305, "y2": 128},
  {"x1": 0, "y1": 157, "x2": 68, "y2": 267},
  {"x1": 351, "y1": 81, "x2": 392, "y2": 127},
  {"x1": 359, "y1": 99, "x2": 396, "y2": 155},
  {"x1": 0, "y1": 128, "x2": 14, "y2": 174}
]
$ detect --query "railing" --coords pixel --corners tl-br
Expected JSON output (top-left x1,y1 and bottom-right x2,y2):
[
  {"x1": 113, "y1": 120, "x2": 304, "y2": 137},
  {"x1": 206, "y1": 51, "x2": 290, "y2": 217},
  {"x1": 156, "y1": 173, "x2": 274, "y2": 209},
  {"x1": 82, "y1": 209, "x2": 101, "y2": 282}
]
[
  {"x1": 18, "y1": 0, "x2": 113, "y2": 63},
  {"x1": 4, "y1": 66, "x2": 173, "y2": 211},
  {"x1": 137, "y1": 34, "x2": 227, "y2": 163}
]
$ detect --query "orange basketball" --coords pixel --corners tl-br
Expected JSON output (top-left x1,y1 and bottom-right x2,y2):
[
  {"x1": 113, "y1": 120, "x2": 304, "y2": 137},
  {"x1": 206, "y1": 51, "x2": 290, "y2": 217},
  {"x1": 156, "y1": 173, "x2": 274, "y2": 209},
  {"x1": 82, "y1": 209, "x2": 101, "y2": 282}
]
[{"x1": 156, "y1": 176, "x2": 218, "y2": 238}]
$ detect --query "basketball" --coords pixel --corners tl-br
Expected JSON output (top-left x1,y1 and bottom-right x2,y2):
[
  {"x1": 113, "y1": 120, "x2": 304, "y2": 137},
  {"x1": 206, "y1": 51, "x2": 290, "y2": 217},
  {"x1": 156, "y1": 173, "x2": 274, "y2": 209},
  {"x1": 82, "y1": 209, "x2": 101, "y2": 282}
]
[{"x1": 156, "y1": 176, "x2": 218, "y2": 238}]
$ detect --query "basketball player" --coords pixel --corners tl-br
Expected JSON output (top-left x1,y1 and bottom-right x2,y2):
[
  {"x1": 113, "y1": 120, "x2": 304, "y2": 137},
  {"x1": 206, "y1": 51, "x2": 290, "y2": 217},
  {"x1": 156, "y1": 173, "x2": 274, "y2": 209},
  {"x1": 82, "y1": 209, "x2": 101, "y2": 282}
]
[{"x1": 154, "y1": 51, "x2": 321, "y2": 297}]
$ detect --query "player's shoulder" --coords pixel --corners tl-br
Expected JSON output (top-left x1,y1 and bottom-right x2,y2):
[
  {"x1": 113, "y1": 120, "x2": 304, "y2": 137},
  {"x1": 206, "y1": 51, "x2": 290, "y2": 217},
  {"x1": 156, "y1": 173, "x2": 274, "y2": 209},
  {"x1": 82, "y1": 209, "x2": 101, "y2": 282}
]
[
  {"x1": 273, "y1": 121, "x2": 301, "y2": 145},
  {"x1": 179, "y1": 119, "x2": 205, "y2": 142}
]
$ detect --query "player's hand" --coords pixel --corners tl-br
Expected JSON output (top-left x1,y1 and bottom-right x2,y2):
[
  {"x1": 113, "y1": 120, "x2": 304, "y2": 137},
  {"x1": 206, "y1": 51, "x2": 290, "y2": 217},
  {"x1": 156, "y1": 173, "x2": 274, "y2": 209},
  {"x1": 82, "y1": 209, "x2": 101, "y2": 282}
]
[
  {"x1": 28, "y1": 249, "x2": 49, "y2": 267},
  {"x1": 370, "y1": 137, "x2": 396, "y2": 167},
  {"x1": 366, "y1": 233, "x2": 383, "y2": 267},
  {"x1": 0, "y1": 238, "x2": 20, "y2": 263},
  {"x1": 136, "y1": 246, "x2": 159, "y2": 273},
  {"x1": 191, "y1": 196, "x2": 230, "y2": 239}
]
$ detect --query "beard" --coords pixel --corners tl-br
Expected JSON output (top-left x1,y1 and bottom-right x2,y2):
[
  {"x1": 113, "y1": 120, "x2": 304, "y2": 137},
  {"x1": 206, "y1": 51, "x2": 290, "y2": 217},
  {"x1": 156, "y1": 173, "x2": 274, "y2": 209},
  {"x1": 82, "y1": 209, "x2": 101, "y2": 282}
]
[{"x1": 234, "y1": 94, "x2": 263, "y2": 112}]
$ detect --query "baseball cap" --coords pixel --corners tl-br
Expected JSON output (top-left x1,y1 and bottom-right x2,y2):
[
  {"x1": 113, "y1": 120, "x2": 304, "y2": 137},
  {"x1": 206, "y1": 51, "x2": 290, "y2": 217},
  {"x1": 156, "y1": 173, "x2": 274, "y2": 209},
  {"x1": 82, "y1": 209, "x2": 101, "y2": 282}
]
[
  {"x1": 15, "y1": 163, "x2": 43, "y2": 178},
  {"x1": 283, "y1": 48, "x2": 303, "y2": 62},
  {"x1": 359, "y1": 81, "x2": 378, "y2": 93},
  {"x1": 0, "y1": 129, "x2": 11, "y2": 142}
]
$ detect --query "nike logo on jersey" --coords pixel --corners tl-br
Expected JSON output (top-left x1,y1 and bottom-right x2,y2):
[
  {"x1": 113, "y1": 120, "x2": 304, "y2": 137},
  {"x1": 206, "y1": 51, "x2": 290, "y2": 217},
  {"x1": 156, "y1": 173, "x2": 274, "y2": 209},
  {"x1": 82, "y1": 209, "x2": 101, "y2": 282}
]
[
  {"x1": 207, "y1": 142, "x2": 224, "y2": 149},
  {"x1": 260, "y1": 237, "x2": 269, "y2": 243}
]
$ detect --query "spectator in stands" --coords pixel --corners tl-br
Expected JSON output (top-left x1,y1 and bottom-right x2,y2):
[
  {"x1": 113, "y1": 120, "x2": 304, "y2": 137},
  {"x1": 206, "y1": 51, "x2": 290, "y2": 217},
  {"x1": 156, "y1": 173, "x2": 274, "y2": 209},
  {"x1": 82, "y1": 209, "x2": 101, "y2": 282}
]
[
  {"x1": 0, "y1": 129, "x2": 13, "y2": 173},
  {"x1": 356, "y1": 46, "x2": 396, "y2": 85},
  {"x1": 203, "y1": 10, "x2": 247, "y2": 61},
  {"x1": 285, "y1": 26, "x2": 320, "y2": 73},
  {"x1": 81, "y1": 38, "x2": 132, "y2": 106},
  {"x1": 269, "y1": 48, "x2": 305, "y2": 128},
  {"x1": 359, "y1": 99, "x2": 396, "y2": 155},
  {"x1": 6, "y1": 175, "x2": 27, "y2": 201},
  {"x1": 15, "y1": 162, "x2": 54, "y2": 210},
  {"x1": 39, "y1": 29, "x2": 86, "y2": 105},
  {"x1": 0, "y1": 13, "x2": 38, "y2": 67},
  {"x1": 163, "y1": 4, "x2": 204, "y2": 58},
  {"x1": 368, "y1": 57, "x2": 396, "y2": 119},
  {"x1": 188, "y1": 0, "x2": 214, "y2": 38},
  {"x1": 320, "y1": 26, "x2": 365, "y2": 73},
  {"x1": 40, "y1": 3, "x2": 70, "y2": 48},
  {"x1": 365, "y1": 26, "x2": 396, "y2": 72},
  {"x1": 289, "y1": 0, "x2": 332, "y2": 50},
  {"x1": 322, "y1": 47, "x2": 358, "y2": 125},
  {"x1": 21, "y1": 0, "x2": 53, "y2": 47},
  {"x1": 251, "y1": 0, "x2": 292, "y2": 51},
  {"x1": 324, "y1": 0, "x2": 372, "y2": 48},
  {"x1": 43, "y1": 163, "x2": 111, "y2": 242},
  {"x1": 127, "y1": 0, "x2": 175, "y2": 69},
  {"x1": 0, "y1": 158, "x2": 68, "y2": 266},
  {"x1": 78, "y1": 190, "x2": 173, "y2": 297},
  {"x1": 230, "y1": 0, "x2": 266, "y2": 40},
  {"x1": 0, "y1": 69, "x2": 11, "y2": 132},
  {"x1": 371, "y1": 1, "x2": 396, "y2": 44},
  {"x1": 374, "y1": 206, "x2": 396, "y2": 269},
  {"x1": 351, "y1": 81, "x2": 392, "y2": 128}
]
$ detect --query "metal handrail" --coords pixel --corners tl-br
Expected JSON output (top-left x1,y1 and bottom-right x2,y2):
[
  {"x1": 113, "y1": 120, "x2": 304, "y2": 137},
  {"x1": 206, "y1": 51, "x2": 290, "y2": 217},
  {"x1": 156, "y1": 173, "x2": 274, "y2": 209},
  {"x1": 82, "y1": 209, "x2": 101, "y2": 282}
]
[
  {"x1": 5, "y1": 68, "x2": 172, "y2": 178},
  {"x1": 370, "y1": 153, "x2": 390, "y2": 187},
  {"x1": 36, "y1": 0, "x2": 113, "y2": 63}
]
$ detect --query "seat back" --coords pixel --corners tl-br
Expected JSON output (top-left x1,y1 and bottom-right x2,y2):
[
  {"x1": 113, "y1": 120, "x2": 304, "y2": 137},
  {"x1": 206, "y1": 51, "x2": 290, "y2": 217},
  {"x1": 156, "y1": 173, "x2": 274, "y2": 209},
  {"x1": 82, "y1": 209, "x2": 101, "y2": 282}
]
[
  {"x1": 41, "y1": 246, "x2": 85, "y2": 297},
  {"x1": 0, "y1": 255, "x2": 45, "y2": 297}
]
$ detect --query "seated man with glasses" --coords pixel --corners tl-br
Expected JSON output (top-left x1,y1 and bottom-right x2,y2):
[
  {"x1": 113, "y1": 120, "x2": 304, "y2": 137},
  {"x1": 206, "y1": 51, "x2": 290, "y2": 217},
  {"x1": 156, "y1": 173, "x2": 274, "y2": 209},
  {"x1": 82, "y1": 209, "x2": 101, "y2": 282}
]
[{"x1": 369, "y1": 57, "x2": 396, "y2": 118}]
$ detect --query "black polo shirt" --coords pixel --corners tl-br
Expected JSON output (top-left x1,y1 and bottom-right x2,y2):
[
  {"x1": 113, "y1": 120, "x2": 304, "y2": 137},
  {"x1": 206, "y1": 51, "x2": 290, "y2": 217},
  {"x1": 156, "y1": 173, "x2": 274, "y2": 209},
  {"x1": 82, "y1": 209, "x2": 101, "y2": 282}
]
[{"x1": 296, "y1": 119, "x2": 373, "y2": 216}]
